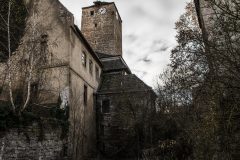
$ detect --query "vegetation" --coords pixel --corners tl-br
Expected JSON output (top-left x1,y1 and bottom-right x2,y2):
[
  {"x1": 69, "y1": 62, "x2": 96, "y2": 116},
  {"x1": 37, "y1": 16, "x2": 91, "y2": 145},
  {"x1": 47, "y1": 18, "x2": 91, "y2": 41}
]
[
  {"x1": 0, "y1": 100, "x2": 69, "y2": 141},
  {"x1": 0, "y1": 0, "x2": 27, "y2": 61},
  {"x1": 152, "y1": 0, "x2": 240, "y2": 159}
]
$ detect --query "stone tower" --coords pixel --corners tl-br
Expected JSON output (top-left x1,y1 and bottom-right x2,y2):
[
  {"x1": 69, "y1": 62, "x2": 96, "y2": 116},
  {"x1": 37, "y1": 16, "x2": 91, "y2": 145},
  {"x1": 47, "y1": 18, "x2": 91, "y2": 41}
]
[{"x1": 81, "y1": 1, "x2": 122, "y2": 56}]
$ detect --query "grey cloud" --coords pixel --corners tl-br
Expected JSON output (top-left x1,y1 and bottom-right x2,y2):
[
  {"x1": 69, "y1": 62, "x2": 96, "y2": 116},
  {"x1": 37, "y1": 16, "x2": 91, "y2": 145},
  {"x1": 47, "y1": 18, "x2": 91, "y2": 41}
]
[
  {"x1": 125, "y1": 34, "x2": 138, "y2": 43},
  {"x1": 131, "y1": 6, "x2": 146, "y2": 16},
  {"x1": 155, "y1": 45, "x2": 170, "y2": 53},
  {"x1": 143, "y1": 57, "x2": 152, "y2": 63},
  {"x1": 150, "y1": 40, "x2": 170, "y2": 53},
  {"x1": 138, "y1": 56, "x2": 152, "y2": 64},
  {"x1": 125, "y1": 49, "x2": 134, "y2": 56}
]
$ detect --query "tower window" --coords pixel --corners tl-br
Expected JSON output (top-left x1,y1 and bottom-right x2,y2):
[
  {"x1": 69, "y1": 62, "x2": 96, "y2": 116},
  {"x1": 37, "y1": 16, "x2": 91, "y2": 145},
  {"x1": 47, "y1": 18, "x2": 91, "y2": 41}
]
[
  {"x1": 95, "y1": 23, "x2": 98, "y2": 27},
  {"x1": 89, "y1": 59, "x2": 93, "y2": 75},
  {"x1": 82, "y1": 52, "x2": 86, "y2": 67},
  {"x1": 102, "y1": 99, "x2": 110, "y2": 113},
  {"x1": 84, "y1": 85, "x2": 88, "y2": 106},
  {"x1": 90, "y1": 11, "x2": 94, "y2": 16}
]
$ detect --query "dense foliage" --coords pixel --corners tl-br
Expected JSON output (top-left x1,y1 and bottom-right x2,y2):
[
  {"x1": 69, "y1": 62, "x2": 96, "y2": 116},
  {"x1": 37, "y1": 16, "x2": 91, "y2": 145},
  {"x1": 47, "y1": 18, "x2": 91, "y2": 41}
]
[{"x1": 154, "y1": 1, "x2": 240, "y2": 159}]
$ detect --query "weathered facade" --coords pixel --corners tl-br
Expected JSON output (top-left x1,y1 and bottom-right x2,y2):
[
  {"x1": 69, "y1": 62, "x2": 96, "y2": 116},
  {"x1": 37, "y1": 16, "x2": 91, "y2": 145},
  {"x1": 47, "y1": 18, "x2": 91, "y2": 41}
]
[
  {"x1": 81, "y1": 2, "x2": 122, "y2": 56},
  {"x1": 0, "y1": 0, "x2": 156, "y2": 159}
]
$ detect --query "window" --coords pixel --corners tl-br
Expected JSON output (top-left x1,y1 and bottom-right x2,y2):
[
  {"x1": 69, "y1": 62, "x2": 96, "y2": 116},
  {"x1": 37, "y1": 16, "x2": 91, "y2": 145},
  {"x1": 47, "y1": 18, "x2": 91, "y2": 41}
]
[
  {"x1": 102, "y1": 99, "x2": 110, "y2": 113},
  {"x1": 84, "y1": 85, "x2": 88, "y2": 105},
  {"x1": 89, "y1": 59, "x2": 93, "y2": 75},
  {"x1": 95, "y1": 66, "x2": 100, "y2": 81},
  {"x1": 100, "y1": 125, "x2": 104, "y2": 136},
  {"x1": 116, "y1": 12, "x2": 119, "y2": 20},
  {"x1": 82, "y1": 52, "x2": 86, "y2": 67},
  {"x1": 95, "y1": 23, "x2": 97, "y2": 28},
  {"x1": 90, "y1": 11, "x2": 94, "y2": 16}
]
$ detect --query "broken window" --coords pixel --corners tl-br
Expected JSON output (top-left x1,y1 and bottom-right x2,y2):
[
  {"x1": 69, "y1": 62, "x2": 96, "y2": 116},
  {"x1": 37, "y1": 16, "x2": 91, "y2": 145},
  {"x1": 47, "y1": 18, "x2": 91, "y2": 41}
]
[
  {"x1": 89, "y1": 59, "x2": 93, "y2": 75},
  {"x1": 82, "y1": 51, "x2": 86, "y2": 67},
  {"x1": 102, "y1": 99, "x2": 110, "y2": 113},
  {"x1": 84, "y1": 85, "x2": 88, "y2": 106}
]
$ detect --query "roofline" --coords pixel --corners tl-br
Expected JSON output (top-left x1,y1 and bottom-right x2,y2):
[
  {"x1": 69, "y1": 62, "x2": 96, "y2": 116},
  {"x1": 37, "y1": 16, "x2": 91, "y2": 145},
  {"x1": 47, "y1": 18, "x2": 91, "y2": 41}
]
[
  {"x1": 82, "y1": 2, "x2": 122, "y2": 23},
  {"x1": 56, "y1": 0, "x2": 74, "y2": 17},
  {"x1": 101, "y1": 56, "x2": 132, "y2": 74},
  {"x1": 71, "y1": 25, "x2": 103, "y2": 67},
  {"x1": 97, "y1": 89, "x2": 155, "y2": 95},
  {"x1": 97, "y1": 52, "x2": 121, "y2": 59},
  {"x1": 103, "y1": 68, "x2": 131, "y2": 74},
  {"x1": 100, "y1": 55, "x2": 122, "y2": 61},
  {"x1": 120, "y1": 57, "x2": 131, "y2": 74},
  {"x1": 132, "y1": 74, "x2": 154, "y2": 91},
  {"x1": 194, "y1": 0, "x2": 202, "y2": 29}
]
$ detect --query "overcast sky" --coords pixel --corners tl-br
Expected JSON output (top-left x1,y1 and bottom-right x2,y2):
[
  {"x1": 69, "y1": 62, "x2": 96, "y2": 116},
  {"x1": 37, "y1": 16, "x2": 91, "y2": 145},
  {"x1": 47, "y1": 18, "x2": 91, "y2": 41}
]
[{"x1": 59, "y1": 0, "x2": 191, "y2": 87}]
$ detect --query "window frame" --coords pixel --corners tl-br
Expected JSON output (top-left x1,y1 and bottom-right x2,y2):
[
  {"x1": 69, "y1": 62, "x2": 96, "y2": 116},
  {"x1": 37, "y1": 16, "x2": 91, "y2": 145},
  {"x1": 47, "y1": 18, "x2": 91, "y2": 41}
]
[
  {"x1": 84, "y1": 85, "x2": 88, "y2": 106},
  {"x1": 89, "y1": 59, "x2": 93, "y2": 75},
  {"x1": 82, "y1": 51, "x2": 87, "y2": 68},
  {"x1": 95, "y1": 66, "x2": 100, "y2": 81}
]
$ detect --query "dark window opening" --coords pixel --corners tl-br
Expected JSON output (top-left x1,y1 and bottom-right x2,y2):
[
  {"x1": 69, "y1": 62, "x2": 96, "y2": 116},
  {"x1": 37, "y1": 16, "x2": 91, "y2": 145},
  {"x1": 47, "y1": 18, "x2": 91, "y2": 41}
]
[
  {"x1": 84, "y1": 85, "x2": 88, "y2": 105},
  {"x1": 95, "y1": 66, "x2": 100, "y2": 81},
  {"x1": 63, "y1": 145, "x2": 68, "y2": 157},
  {"x1": 100, "y1": 125, "x2": 104, "y2": 136},
  {"x1": 90, "y1": 11, "x2": 94, "y2": 16},
  {"x1": 89, "y1": 60, "x2": 93, "y2": 75},
  {"x1": 95, "y1": 23, "x2": 98, "y2": 27},
  {"x1": 30, "y1": 83, "x2": 39, "y2": 104},
  {"x1": 102, "y1": 99, "x2": 110, "y2": 113}
]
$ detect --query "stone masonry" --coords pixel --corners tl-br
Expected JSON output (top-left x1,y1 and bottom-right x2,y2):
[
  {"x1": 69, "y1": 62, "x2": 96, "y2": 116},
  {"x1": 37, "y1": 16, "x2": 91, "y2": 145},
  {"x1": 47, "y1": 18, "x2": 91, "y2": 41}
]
[
  {"x1": 0, "y1": 122, "x2": 68, "y2": 160},
  {"x1": 81, "y1": 2, "x2": 122, "y2": 56}
]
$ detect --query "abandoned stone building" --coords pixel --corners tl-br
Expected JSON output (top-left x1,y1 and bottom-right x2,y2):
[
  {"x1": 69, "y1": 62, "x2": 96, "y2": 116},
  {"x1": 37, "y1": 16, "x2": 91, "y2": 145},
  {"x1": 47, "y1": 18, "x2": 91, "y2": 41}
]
[{"x1": 0, "y1": 0, "x2": 156, "y2": 159}]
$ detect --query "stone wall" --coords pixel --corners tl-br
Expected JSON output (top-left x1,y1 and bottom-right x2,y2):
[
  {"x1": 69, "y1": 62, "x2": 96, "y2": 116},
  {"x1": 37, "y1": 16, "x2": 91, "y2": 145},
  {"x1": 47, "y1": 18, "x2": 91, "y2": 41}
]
[
  {"x1": 81, "y1": 2, "x2": 122, "y2": 56},
  {"x1": 96, "y1": 91, "x2": 156, "y2": 158},
  {"x1": 0, "y1": 122, "x2": 68, "y2": 160}
]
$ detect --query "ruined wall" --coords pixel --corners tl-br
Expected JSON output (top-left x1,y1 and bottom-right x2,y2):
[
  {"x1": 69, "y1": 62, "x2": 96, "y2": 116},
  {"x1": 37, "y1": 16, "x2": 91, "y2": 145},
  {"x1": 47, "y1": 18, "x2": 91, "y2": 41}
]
[
  {"x1": 0, "y1": 122, "x2": 68, "y2": 160},
  {"x1": 81, "y1": 3, "x2": 122, "y2": 56}
]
